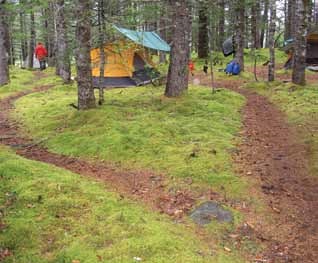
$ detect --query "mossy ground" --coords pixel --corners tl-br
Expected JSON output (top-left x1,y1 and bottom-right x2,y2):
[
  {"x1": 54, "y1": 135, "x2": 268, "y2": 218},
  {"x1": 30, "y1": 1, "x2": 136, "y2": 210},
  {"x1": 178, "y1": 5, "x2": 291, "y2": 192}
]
[
  {"x1": 0, "y1": 68, "x2": 252, "y2": 262},
  {"x1": 245, "y1": 81, "x2": 318, "y2": 177},
  {"x1": 0, "y1": 146, "x2": 247, "y2": 263},
  {"x1": 0, "y1": 68, "x2": 34, "y2": 99},
  {"x1": 14, "y1": 80, "x2": 248, "y2": 199}
]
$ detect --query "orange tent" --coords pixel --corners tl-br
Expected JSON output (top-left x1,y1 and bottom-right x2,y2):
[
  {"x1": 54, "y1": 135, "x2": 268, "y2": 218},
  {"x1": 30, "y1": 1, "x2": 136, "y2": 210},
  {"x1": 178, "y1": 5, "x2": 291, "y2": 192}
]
[{"x1": 90, "y1": 26, "x2": 170, "y2": 87}]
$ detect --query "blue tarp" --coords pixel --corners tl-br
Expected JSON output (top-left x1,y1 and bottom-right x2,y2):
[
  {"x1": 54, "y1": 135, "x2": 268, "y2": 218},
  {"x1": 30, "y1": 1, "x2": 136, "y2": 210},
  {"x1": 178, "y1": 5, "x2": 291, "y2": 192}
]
[{"x1": 114, "y1": 25, "x2": 171, "y2": 52}]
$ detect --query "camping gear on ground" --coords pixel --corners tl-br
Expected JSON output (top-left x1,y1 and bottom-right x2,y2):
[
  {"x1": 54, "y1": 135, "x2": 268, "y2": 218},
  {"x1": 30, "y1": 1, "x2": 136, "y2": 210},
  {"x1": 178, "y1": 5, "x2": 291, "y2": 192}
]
[
  {"x1": 225, "y1": 60, "x2": 241, "y2": 75},
  {"x1": 307, "y1": 66, "x2": 318, "y2": 72},
  {"x1": 222, "y1": 36, "x2": 235, "y2": 57},
  {"x1": 23, "y1": 55, "x2": 40, "y2": 69},
  {"x1": 232, "y1": 62, "x2": 241, "y2": 75},
  {"x1": 90, "y1": 26, "x2": 170, "y2": 88},
  {"x1": 283, "y1": 32, "x2": 318, "y2": 67}
]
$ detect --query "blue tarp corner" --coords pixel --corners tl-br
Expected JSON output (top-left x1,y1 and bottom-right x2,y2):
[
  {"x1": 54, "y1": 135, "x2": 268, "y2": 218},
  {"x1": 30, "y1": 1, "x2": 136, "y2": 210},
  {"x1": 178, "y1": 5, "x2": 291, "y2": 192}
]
[{"x1": 113, "y1": 25, "x2": 171, "y2": 52}]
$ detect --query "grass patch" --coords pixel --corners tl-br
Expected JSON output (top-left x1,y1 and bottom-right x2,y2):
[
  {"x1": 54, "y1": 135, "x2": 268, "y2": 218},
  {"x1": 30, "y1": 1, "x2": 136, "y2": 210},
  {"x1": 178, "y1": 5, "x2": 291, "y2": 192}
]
[
  {"x1": 0, "y1": 68, "x2": 34, "y2": 99},
  {"x1": 14, "y1": 80, "x2": 247, "y2": 198},
  {"x1": 245, "y1": 81, "x2": 318, "y2": 176},
  {"x1": 0, "y1": 146, "x2": 249, "y2": 262}
]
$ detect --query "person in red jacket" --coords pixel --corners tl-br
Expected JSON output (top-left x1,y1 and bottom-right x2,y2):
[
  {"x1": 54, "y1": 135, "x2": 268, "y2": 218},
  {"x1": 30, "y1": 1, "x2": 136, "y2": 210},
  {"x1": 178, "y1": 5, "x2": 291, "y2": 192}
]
[{"x1": 35, "y1": 42, "x2": 48, "y2": 70}]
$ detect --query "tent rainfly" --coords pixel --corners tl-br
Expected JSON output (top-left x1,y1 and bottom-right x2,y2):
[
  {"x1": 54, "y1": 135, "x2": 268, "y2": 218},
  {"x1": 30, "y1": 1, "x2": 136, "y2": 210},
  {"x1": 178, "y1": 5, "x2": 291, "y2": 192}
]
[{"x1": 91, "y1": 26, "x2": 171, "y2": 88}]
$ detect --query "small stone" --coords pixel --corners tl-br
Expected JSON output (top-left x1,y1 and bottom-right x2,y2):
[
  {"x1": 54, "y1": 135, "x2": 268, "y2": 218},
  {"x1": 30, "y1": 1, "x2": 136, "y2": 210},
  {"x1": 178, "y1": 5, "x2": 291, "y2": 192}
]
[{"x1": 190, "y1": 201, "x2": 233, "y2": 225}]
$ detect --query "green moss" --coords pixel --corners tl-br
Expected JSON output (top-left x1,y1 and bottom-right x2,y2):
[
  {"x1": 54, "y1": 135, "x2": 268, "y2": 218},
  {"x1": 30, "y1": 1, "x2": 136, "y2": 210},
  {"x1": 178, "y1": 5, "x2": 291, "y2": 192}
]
[
  {"x1": 0, "y1": 146, "x2": 249, "y2": 262},
  {"x1": 0, "y1": 68, "x2": 34, "y2": 99},
  {"x1": 14, "y1": 80, "x2": 248, "y2": 198}
]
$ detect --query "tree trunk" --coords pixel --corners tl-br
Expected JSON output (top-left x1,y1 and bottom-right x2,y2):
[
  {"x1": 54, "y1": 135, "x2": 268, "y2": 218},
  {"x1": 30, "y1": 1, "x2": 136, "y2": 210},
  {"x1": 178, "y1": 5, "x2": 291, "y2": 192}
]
[
  {"x1": 55, "y1": 0, "x2": 71, "y2": 82},
  {"x1": 19, "y1": 4, "x2": 28, "y2": 62},
  {"x1": 47, "y1": 2, "x2": 56, "y2": 67},
  {"x1": 218, "y1": 0, "x2": 225, "y2": 50},
  {"x1": 198, "y1": 1, "x2": 208, "y2": 58},
  {"x1": 268, "y1": 0, "x2": 276, "y2": 81},
  {"x1": 251, "y1": 1, "x2": 261, "y2": 48},
  {"x1": 260, "y1": 0, "x2": 269, "y2": 48},
  {"x1": 75, "y1": 0, "x2": 96, "y2": 110},
  {"x1": 165, "y1": 0, "x2": 191, "y2": 97},
  {"x1": 235, "y1": 0, "x2": 245, "y2": 71},
  {"x1": 98, "y1": 0, "x2": 106, "y2": 105},
  {"x1": 292, "y1": 0, "x2": 307, "y2": 85},
  {"x1": 28, "y1": 10, "x2": 35, "y2": 69},
  {"x1": 0, "y1": 0, "x2": 9, "y2": 85}
]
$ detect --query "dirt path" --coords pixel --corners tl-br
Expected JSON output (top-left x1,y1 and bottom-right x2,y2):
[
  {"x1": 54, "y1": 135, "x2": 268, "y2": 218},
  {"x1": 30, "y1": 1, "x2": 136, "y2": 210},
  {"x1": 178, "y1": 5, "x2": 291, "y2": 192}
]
[
  {"x1": 199, "y1": 75, "x2": 318, "y2": 262},
  {"x1": 1, "y1": 73, "x2": 318, "y2": 262},
  {"x1": 0, "y1": 82, "x2": 195, "y2": 219},
  {"x1": 235, "y1": 87, "x2": 318, "y2": 263}
]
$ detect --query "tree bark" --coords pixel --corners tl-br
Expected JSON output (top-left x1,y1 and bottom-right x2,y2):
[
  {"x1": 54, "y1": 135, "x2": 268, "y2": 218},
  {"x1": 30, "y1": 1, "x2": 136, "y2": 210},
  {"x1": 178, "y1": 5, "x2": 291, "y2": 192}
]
[
  {"x1": 55, "y1": 0, "x2": 71, "y2": 82},
  {"x1": 19, "y1": 2, "x2": 28, "y2": 62},
  {"x1": 235, "y1": 0, "x2": 245, "y2": 71},
  {"x1": 165, "y1": 0, "x2": 191, "y2": 97},
  {"x1": 98, "y1": 0, "x2": 106, "y2": 105},
  {"x1": 198, "y1": 1, "x2": 208, "y2": 58},
  {"x1": 292, "y1": 0, "x2": 308, "y2": 85},
  {"x1": 0, "y1": 0, "x2": 9, "y2": 85},
  {"x1": 218, "y1": 0, "x2": 225, "y2": 50},
  {"x1": 28, "y1": 9, "x2": 35, "y2": 69},
  {"x1": 47, "y1": 2, "x2": 56, "y2": 67},
  {"x1": 75, "y1": 0, "x2": 96, "y2": 109},
  {"x1": 260, "y1": 0, "x2": 269, "y2": 48},
  {"x1": 251, "y1": 1, "x2": 261, "y2": 48},
  {"x1": 268, "y1": 0, "x2": 276, "y2": 81}
]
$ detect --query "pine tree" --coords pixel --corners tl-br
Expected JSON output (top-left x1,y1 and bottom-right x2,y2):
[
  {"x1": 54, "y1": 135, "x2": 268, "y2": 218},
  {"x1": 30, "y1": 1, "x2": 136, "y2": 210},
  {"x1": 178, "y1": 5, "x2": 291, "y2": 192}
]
[
  {"x1": 165, "y1": 0, "x2": 191, "y2": 97},
  {"x1": 292, "y1": 0, "x2": 307, "y2": 85},
  {"x1": 55, "y1": 0, "x2": 71, "y2": 82},
  {"x1": 75, "y1": 0, "x2": 96, "y2": 109},
  {"x1": 0, "y1": 0, "x2": 9, "y2": 85}
]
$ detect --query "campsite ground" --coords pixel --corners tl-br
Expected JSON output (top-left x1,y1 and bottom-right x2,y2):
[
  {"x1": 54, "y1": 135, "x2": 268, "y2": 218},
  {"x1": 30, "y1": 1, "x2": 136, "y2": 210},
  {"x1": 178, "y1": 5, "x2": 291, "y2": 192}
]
[{"x1": 1, "y1": 54, "x2": 318, "y2": 262}]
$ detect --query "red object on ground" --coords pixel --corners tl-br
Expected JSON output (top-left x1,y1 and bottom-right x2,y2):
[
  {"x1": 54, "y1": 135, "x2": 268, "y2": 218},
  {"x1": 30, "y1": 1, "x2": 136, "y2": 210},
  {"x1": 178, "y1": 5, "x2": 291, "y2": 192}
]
[
  {"x1": 35, "y1": 44, "x2": 48, "y2": 61},
  {"x1": 188, "y1": 61, "x2": 195, "y2": 71}
]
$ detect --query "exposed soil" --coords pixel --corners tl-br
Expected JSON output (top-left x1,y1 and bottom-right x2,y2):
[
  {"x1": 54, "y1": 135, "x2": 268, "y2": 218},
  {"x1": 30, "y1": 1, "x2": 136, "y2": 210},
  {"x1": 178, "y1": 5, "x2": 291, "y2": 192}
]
[
  {"x1": 198, "y1": 73, "x2": 318, "y2": 262},
  {"x1": 1, "y1": 71, "x2": 318, "y2": 262},
  {"x1": 0, "y1": 78, "x2": 196, "y2": 219}
]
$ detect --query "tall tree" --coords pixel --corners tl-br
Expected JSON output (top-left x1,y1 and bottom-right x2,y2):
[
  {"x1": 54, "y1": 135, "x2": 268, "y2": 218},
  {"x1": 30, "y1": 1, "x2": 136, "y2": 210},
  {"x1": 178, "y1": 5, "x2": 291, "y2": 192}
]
[
  {"x1": 75, "y1": 0, "x2": 96, "y2": 109},
  {"x1": 218, "y1": 0, "x2": 225, "y2": 50},
  {"x1": 55, "y1": 0, "x2": 71, "y2": 82},
  {"x1": 165, "y1": 0, "x2": 191, "y2": 97},
  {"x1": 260, "y1": 0, "x2": 269, "y2": 48},
  {"x1": 19, "y1": 0, "x2": 28, "y2": 62},
  {"x1": 251, "y1": 1, "x2": 261, "y2": 49},
  {"x1": 268, "y1": 0, "x2": 276, "y2": 81},
  {"x1": 198, "y1": 1, "x2": 208, "y2": 58},
  {"x1": 46, "y1": 2, "x2": 56, "y2": 67},
  {"x1": 97, "y1": 0, "x2": 106, "y2": 105},
  {"x1": 292, "y1": 0, "x2": 308, "y2": 85},
  {"x1": 235, "y1": 0, "x2": 245, "y2": 71},
  {"x1": 0, "y1": 0, "x2": 9, "y2": 85},
  {"x1": 28, "y1": 7, "x2": 35, "y2": 69}
]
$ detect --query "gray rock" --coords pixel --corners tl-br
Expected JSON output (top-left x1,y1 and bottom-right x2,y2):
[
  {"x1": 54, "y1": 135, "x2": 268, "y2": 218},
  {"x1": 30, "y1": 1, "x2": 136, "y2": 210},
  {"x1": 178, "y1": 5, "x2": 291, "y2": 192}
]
[{"x1": 190, "y1": 201, "x2": 233, "y2": 225}]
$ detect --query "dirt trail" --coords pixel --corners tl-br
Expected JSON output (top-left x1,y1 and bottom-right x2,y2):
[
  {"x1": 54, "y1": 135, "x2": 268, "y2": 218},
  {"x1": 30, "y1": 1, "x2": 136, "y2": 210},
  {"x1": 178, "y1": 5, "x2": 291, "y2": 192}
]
[
  {"x1": 200, "y1": 75, "x2": 318, "y2": 262},
  {"x1": 1, "y1": 73, "x2": 318, "y2": 262},
  {"x1": 0, "y1": 81, "x2": 195, "y2": 219}
]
